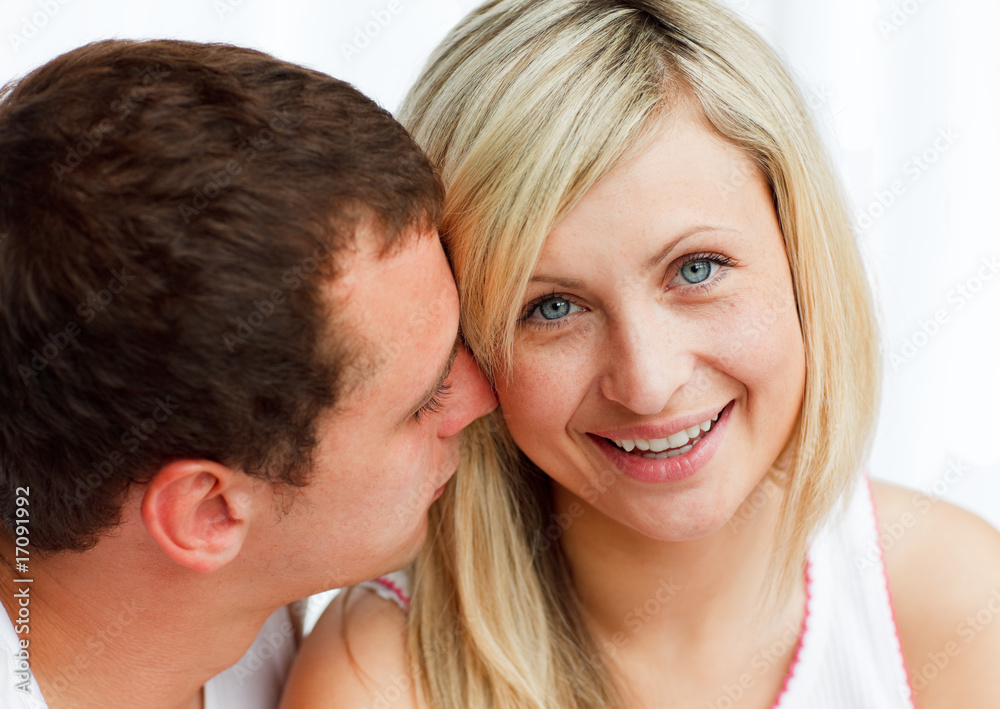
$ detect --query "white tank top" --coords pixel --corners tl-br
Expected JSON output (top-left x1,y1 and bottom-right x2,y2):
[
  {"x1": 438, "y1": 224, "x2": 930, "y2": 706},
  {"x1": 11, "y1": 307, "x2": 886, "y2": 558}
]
[
  {"x1": 771, "y1": 478, "x2": 915, "y2": 708},
  {"x1": 363, "y1": 476, "x2": 916, "y2": 708}
]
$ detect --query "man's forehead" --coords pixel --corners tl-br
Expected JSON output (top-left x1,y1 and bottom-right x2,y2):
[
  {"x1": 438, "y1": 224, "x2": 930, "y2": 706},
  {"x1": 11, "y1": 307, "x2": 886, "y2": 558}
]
[
  {"x1": 339, "y1": 332, "x2": 397, "y2": 403},
  {"x1": 330, "y1": 218, "x2": 438, "y2": 282},
  {"x1": 326, "y1": 235, "x2": 459, "y2": 409},
  {"x1": 338, "y1": 310, "x2": 457, "y2": 404}
]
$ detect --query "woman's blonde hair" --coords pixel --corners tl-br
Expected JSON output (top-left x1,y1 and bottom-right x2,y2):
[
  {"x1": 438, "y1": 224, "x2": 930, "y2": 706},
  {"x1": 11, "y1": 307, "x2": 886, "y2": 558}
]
[{"x1": 398, "y1": 0, "x2": 880, "y2": 706}]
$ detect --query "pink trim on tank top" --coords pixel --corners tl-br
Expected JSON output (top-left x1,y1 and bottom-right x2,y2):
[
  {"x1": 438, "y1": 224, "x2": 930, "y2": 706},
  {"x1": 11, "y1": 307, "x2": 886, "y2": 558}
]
[
  {"x1": 769, "y1": 559, "x2": 812, "y2": 708},
  {"x1": 374, "y1": 575, "x2": 411, "y2": 610},
  {"x1": 866, "y1": 477, "x2": 917, "y2": 707}
]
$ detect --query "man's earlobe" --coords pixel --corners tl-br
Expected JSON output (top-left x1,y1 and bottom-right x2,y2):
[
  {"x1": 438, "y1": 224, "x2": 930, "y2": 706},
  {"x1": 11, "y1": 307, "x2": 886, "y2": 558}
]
[{"x1": 141, "y1": 460, "x2": 256, "y2": 573}]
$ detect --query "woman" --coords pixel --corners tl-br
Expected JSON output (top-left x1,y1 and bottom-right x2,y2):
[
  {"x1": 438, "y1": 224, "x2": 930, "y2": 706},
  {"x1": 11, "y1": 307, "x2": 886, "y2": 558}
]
[{"x1": 282, "y1": 1, "x2": 1000, "y2": 707}]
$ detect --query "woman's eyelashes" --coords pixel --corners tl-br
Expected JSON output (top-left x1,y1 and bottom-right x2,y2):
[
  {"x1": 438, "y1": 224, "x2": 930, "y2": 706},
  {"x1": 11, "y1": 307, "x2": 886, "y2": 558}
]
[
  {"x1": 520, "y1": 293, "x2": 587, "y2": 330},
  {"x1": 413, "y1": 382, "x2": 452, "y2": 422},
  {"x1": 519, "y1": 252, "x2": 738, "y2": 330},
  {"x1": 666, "y1": 252, "x2": 738, "y2": 292}
]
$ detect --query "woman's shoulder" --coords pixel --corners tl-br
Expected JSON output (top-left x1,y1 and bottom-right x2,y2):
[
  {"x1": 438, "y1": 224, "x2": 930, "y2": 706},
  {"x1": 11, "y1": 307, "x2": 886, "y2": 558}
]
[
  {"x1": 870, "y1": 478, "x2": 1000, "y2": 708},
  {"x1": 279, "y1": 587, "x2": 416, "y2": 709}
]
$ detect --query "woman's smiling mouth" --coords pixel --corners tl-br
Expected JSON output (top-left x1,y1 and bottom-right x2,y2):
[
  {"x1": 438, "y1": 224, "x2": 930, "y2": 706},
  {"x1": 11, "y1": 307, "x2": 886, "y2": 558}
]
[
  {"x1": 590, "y1": 401, "x2": 734, "y2": 483},
  {"x1": 608, "y1": 409, "x2": 721, "y2": 458}
]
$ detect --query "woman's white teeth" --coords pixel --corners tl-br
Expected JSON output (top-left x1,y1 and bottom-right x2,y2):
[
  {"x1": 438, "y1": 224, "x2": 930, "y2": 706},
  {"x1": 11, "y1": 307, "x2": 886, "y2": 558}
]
[
  {"x1": 648, "y1": 443, "x2": 693, "y2": 459},
  {"x1": 649, "y1": 437, "x2": 670, "y2": 452},
  {"x1": 611, "y1": 412, "x2": 720, "y2": 457},
  {"x1": 668, "y1": 430, "x2": 690, "y2": 448}
]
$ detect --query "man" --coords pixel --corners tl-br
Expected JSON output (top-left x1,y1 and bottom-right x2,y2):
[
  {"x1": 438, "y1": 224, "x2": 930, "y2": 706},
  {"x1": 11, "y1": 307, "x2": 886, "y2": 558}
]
[{"x1": 0, "y1": 40, "x2": 496, "y2": 708}]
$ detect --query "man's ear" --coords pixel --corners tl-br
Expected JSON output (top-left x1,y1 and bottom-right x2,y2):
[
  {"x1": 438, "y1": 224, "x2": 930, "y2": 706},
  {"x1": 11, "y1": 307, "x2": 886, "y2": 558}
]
[{"x1": 141, "y1": 460, "x2": 259, "y2": 573}]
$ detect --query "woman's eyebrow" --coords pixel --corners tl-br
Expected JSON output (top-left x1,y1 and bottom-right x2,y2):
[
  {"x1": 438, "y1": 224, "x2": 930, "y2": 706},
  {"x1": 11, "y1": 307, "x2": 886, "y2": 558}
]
[
  {"x1": 641, "y1": 226, "x2": 738, "y2": 271},
  {"x1": 527, "y1": 275, "x2": 586, "y2": 289},
  {"x1": 529, "y1": 226, "x2": 739, "y2": 287}
]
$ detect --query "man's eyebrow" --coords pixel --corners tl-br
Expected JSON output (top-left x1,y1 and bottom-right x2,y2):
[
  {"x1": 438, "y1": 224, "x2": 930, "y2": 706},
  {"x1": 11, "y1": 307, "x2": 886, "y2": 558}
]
[{"x1": 412, "y1": 336, "x2": 460, "y2": 413}]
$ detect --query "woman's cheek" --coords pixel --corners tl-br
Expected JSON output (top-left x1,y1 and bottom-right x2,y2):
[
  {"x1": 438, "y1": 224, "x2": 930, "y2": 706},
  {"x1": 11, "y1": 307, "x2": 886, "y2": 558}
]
[
  {"x1": 717, "y1": 272, "x2": 801, "y2": 363},
  {"x1": 732, "y1": 286, "x2": 806, "y2": 426},
  {"x1": 501, "y1": 343, "x2": 590, "y2": 450}
]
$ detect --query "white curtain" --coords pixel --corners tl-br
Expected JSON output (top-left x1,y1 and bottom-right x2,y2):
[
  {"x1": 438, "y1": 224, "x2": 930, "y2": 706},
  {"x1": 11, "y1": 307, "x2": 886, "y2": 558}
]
[{"x1": 3, "y1": 0, "x2": 997, "y2": 530}]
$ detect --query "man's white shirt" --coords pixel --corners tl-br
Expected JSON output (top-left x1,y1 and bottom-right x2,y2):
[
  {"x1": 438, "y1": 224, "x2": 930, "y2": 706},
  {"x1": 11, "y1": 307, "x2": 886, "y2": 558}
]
[
  {"x1": 203, "y1": 606, "x2": 297, "y2": 709},
  {"x1": 1, "y1": 606, "x2": 297, "y2": 709}
]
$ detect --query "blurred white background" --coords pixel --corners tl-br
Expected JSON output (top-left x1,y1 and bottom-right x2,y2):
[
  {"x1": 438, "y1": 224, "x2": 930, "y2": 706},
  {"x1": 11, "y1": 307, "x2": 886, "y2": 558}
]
[{"x1": 2, "y1": 0, "x2": 997, "y2": 535}]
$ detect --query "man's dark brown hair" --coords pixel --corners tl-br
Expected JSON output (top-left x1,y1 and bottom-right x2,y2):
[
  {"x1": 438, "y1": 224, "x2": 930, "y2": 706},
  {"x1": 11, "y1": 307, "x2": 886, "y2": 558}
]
[{"x1": 0, "y1": 39, "x2": 443, "y2": 552}]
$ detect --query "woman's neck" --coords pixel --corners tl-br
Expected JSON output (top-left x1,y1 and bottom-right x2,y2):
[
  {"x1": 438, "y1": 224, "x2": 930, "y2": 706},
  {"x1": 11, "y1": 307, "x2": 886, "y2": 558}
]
[{"x1": 555, "y1": 473, "x2": 804, "y2": 659}]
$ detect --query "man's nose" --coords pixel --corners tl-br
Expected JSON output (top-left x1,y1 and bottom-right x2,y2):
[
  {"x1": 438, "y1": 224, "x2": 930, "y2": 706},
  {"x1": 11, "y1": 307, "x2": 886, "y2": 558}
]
[{"x1": 438, "y1": 345, "x2": 497, "y2": 438}]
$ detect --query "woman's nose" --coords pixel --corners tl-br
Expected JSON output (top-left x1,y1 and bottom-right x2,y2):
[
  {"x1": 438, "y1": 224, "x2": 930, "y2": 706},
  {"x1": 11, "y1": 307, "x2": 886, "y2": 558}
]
[{"x1": 598, "y1": 316, "x2": 693, "y2": 417}]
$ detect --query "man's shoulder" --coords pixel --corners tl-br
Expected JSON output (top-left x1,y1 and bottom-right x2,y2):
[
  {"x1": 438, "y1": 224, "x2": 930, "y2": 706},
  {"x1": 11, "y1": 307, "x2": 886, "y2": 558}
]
[
  {"x1": 871, "y1": 479, "x2": 1000, "y2": 707},
  {"x1": 279, "y1": 588, "x2": 415, "y2": 709}
]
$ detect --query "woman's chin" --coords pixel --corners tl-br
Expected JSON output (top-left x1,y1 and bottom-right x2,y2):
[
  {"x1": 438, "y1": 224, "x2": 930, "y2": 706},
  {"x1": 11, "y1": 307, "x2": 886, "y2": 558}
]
[{"x1": 615, "y1": 500, "x2": 744, "y2": 543}]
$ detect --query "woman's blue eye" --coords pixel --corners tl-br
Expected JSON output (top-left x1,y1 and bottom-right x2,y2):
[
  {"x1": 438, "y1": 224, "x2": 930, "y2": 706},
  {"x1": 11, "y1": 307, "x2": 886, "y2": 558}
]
[
  {"x1": 668, "y1": 253, "x2": 736, "y2": 290},
  {"x1": 526, "y1": 296, "x2": 583, "y2": 322},
  {"x1": 679, "y1": 259, "x2": 718, "y2": 284},
  {"x1": 540, "y1": 298, "x2": 570, "y2": 319}
]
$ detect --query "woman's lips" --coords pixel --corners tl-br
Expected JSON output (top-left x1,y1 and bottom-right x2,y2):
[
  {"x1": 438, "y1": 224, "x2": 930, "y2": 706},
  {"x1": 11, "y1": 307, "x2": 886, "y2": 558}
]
[{"x1": 589, "y1": 401, "x2": 733, "y2": 483}]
